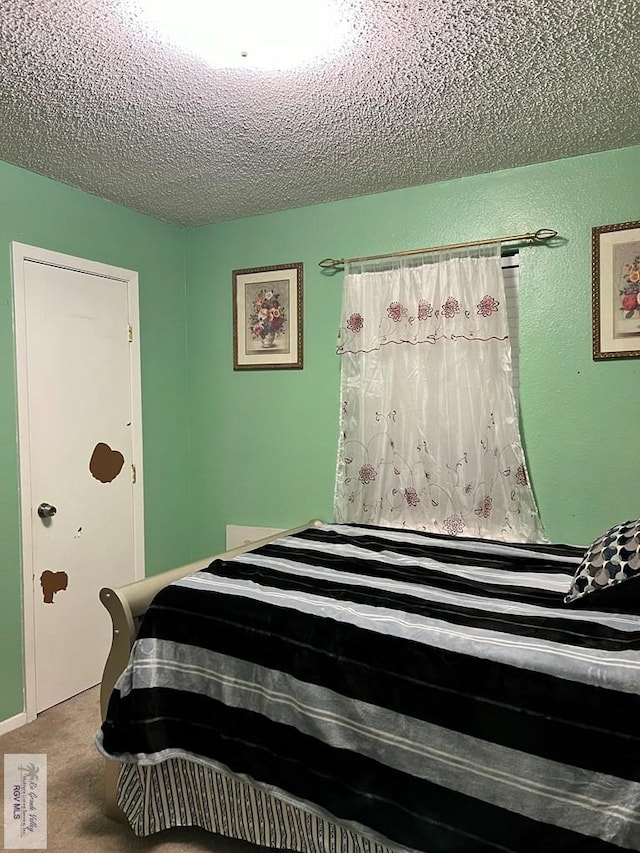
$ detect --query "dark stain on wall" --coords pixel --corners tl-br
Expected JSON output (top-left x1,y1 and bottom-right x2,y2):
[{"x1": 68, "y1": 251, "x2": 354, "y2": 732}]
[
  {"x1": 40, "y1": 571, "x2": 68, "y2": 603},
  {"x1": 89, "y1": 442, "x2": 125, "y2": 483}
]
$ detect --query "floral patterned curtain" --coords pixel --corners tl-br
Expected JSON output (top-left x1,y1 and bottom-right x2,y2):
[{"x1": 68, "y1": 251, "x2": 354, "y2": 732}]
[{"x1": 334, "y1": 245, "x2": 546, "y2": 543}]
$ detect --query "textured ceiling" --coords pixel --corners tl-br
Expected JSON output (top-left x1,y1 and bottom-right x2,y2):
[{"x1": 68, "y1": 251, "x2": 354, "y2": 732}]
[{"x1": 0, "y1": 0, "x2": 638, "y2": 227}]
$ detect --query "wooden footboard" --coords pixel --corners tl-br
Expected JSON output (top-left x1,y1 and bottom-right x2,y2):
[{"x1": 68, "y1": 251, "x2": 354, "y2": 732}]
[{"x1": 98, "y1": 519, "x2": 322, "y2": 820}]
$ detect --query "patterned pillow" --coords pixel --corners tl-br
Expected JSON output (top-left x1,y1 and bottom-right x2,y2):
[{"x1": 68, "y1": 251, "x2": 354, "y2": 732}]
[{"x1": 564, "y1": 519, "x2": 640, "y2": 606}]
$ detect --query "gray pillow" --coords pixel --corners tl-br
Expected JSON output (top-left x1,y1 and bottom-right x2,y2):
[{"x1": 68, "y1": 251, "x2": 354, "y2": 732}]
[{"x1": 564, "y1": 519, "x2": 640, "y2": 606}]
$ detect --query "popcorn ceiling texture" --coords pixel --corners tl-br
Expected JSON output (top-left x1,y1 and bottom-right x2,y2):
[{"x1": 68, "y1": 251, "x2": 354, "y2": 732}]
[{"x1": 0, "y1": 0, "x2": 638, "y2": 227}]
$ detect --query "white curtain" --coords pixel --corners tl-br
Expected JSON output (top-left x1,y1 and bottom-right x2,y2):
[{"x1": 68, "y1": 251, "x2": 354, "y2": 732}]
[{"x1": 334, "y1": 245, "x2": 546, "y2": 543}]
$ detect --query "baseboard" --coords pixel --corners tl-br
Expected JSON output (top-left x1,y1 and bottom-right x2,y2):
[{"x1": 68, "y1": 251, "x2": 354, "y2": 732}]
[{"x1": 0, "y1": 711, "x2": 27, "y2": 738}]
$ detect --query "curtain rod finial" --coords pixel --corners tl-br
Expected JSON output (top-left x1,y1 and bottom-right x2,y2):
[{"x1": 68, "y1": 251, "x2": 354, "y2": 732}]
[
  {"x1": 533, "y1": 229, "x2": 557, "y2": 242},
  {"x1": 319, "y1": 257, "x2": 344, "y2": 270}
]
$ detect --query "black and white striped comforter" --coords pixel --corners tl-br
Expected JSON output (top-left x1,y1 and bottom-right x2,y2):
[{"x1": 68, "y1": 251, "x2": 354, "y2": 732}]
[{"x1": 98, "y1": 523, "x2": 640, "y2": 852}]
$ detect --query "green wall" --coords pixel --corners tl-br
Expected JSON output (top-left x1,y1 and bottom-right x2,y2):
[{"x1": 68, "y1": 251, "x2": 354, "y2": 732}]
[
  {"x1": 0, "y1": 161, "x2": 190, "y2": 722},
  {"x1": 185, "y1": 145, "x2": 640, "y2": 559},
  {"x1": 2, "y1": 144, "x2": 640, "y2": 726}
]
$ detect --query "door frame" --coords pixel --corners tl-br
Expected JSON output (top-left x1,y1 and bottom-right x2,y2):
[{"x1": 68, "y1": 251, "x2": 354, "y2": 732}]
[{"x1": 12, "y1": 242, "x2": 145, "y2": 721}]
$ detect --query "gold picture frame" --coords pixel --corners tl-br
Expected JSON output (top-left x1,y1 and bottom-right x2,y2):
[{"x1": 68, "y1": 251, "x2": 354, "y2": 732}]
[
  {"x1": 592, "y1": 220, "x2": 640, "y2": 360},
  {"x1": 233, "y1": 262, "x2": 303, "y2": 370}
]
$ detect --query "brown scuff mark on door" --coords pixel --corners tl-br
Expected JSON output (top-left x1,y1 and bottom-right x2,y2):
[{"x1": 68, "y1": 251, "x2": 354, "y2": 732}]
[
  {"x1": 89, "y1": 442, "x2": 125, "y2": 483},
  {"x1": 40, "y1": 571, "x2": 68, "y2": 604}
]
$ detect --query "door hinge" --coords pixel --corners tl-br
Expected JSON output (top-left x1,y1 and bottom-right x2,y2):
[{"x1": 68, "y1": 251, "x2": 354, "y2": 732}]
[
  {"x1": 131, "y1": 464, "x2": 137, "y2": 483},
  {"x1": 128, "y1": 324, "x2": 133, "y2": 343}
]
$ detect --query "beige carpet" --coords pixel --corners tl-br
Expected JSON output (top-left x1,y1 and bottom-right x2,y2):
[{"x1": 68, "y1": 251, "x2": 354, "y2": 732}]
[{"x1": 0, "y1": 686, "x2": 266, "y2": 852}]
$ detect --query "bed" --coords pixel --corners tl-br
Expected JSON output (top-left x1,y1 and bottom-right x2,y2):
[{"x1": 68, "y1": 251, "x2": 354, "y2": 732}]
[{"x1": 97, "y1": 518, "x2": 640, "y2": 852}]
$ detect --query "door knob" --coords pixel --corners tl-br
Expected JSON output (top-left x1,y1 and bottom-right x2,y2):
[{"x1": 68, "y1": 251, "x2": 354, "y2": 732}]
[{"x1": 37, "y1": 502, "x2": 57, "y2": 518}]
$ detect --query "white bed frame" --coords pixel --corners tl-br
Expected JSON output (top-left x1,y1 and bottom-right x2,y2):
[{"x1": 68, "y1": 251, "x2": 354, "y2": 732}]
[{"x1": 98, "y1": 520, "x2": 322, "y2": 820}]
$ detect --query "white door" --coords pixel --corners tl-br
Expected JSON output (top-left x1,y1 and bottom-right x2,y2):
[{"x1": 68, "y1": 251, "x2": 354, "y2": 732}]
[{"x1": 13, "y1": 244, "x2": 144, "y2": 716}]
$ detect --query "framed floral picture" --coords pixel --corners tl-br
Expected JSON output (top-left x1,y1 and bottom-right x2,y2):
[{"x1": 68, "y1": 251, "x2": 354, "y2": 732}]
[
  {"x1": 592, "y1": 220, "x2": 640, "y2": 360},
  {"x1": 232, "y1": 262, "x2": 303, "y2": 370}
]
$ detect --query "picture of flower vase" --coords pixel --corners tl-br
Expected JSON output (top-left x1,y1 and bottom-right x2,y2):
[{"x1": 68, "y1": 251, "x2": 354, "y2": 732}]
[
  {"x1": 248, "y1": 285, "x2": 287, "y2": 350},
  {"x1": 232, "y1": 262, "x2": 303, "y2": 371},
  {"x1": 619, "y1": 252, "x2": 640, "y2": 319},
  {"x1": 592, "y1": 221, "x2": 640, "y2": 360},
  {"x1": 613, "y1": 240, "x2": 640, "y2": 341}
]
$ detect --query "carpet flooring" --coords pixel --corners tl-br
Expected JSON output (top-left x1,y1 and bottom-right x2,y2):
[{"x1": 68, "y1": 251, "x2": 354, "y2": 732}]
[{"x1": 0, "y1": 686, "x2": 265, "y2": 852}]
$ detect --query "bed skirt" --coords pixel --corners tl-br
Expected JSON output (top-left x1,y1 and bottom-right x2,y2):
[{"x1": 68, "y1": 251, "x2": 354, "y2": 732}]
[{"x1": 117, "y1": 758, "x2": 402, "y2": 853}]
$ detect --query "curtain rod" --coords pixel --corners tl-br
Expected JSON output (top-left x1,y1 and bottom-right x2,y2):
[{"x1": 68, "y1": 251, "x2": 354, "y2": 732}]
[{"x1": 318, "y1": 228, "x2": 558, "y2": 270}]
